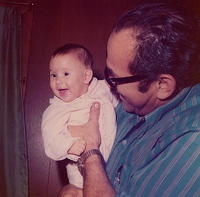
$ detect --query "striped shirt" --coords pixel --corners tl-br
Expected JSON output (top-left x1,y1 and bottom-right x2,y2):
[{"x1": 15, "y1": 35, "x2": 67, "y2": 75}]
[{"x1": 106, "y1": 84, "x2": 200, "y2": 197}]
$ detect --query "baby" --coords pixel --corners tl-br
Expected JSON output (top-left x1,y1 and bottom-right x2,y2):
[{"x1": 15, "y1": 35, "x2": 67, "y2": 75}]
[{"x1": 41, "y1": 43, "x2": 118, "y2": 188}]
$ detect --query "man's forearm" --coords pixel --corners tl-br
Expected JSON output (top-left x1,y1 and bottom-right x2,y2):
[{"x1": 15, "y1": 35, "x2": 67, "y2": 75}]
[{"x1": 83, "y1": 154, "x2": 115, "y2": 197}]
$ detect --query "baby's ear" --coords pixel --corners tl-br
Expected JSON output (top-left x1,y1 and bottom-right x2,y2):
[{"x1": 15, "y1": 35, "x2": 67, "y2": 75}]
[
  {"x1": 84, "y1": 68, "x2": 93, "y2": 84},
  {"x1": 156, "y1": 74, "x2": 176, "y2": 100}
]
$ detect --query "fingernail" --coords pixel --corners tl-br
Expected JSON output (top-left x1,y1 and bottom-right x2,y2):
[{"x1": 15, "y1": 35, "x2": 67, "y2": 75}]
[{"x1": 94, "y1": 102, "x2": 99, "y2": 108}]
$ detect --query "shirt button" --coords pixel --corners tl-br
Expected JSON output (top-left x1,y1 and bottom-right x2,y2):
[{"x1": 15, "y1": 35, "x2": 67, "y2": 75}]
[
  {"x1": 140, "y1": 117, "x2": 145, "y2": 122},
  {"x1": 122, "y1": 140, "x2": 127, "y2": 145}
]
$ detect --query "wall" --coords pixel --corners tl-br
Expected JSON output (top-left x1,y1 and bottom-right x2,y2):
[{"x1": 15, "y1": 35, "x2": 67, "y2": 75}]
[{"x1": 24, "y1": 0, "x2": 200, "y2": 196}]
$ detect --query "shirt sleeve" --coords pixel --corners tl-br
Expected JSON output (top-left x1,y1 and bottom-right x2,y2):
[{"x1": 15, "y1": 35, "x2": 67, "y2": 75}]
[{"x1": 41, "y1": 104, "x2": 79, "y2": 161}]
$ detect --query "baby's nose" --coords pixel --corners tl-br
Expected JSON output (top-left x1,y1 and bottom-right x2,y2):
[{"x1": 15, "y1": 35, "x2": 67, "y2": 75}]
[{"x1": 56, "y1": 77, "x2": 65, "y2": 85}]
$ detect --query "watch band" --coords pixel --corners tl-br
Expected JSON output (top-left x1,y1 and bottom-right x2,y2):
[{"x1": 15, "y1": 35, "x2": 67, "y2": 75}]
[{"x1": 77, "y1": 149, "x2": 103, "y2": 175}]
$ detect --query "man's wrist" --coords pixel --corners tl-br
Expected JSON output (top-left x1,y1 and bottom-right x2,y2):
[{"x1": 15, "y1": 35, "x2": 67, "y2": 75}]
[
  {"x1": 85, "y1": 143, "x2": 100, "y2": 152},
  {"x1": 77, "y1": 149, "x2": 104, "y2": 175}
]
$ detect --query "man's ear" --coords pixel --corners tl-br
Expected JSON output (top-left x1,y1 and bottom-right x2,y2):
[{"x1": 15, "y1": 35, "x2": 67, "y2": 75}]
[
  {"x1": 156, "y1": 74, "x2": 176, "y2": 100},
  {"x1": 84, "y1": 68, "x2": 93, "y2": 84}
]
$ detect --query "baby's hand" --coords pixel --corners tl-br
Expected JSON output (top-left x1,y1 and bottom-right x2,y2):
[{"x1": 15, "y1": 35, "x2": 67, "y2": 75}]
[{"x1": 67, "y1": 139, "x2": 86, "y2": 156}]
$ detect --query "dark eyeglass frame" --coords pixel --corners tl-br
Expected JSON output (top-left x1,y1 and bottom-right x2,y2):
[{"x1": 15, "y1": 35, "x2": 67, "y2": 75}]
[{"x1": 104, "y1": 67, "x2": 147, "y2": 88}]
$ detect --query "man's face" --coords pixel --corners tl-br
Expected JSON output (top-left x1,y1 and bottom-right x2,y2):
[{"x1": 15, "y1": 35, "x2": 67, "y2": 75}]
[
  {"x1": 49, "y1": 53, "x2": 89, "y2": 102},
  {"x1": 106, "y1": 29, "x2": 159, "y2": 115}
]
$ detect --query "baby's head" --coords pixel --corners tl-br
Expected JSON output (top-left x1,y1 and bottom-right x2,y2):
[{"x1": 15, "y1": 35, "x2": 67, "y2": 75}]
[{"x1": 49, "y1": 43, "x2": 93, "y2": 102}]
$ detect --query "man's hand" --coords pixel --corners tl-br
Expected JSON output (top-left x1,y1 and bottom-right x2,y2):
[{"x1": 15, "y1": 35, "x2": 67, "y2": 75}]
[
  {"x1": 68, "y1": 102, "x2": 101, "y2": 151},
  {"x1": 67, "y1": 139, "x2": 86, "y2": 156},
  {"x1": 59, "y1": 184, "x2": 83, "y2": 197}
]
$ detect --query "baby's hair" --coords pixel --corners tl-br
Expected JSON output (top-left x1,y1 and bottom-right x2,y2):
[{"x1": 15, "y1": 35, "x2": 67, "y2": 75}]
[{"x1": 52, "y1": 43, "x2": 93, "y2": 68}]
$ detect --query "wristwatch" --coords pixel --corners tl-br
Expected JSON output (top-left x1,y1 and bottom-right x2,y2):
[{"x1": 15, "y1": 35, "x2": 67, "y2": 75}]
[{"x1": 77, "y1": 149, "x2": 103, "y2": 175}]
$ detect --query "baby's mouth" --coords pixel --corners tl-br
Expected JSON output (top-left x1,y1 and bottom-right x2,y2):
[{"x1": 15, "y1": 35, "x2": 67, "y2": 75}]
[
  {"x1": 58, "y1": 88, "x2": 68, "y2": 91},
  {"x1": 58, "y1": 88, "x2": 68, "y2": 96}
]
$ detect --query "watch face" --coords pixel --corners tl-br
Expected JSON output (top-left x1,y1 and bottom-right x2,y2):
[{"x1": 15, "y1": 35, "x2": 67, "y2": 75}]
[{"x1": 76, "y1": 149, "x2": 102, "y2": 176}]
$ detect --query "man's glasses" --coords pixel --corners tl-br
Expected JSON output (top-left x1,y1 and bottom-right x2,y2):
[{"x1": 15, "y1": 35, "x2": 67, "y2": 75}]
[{"x1": 104, "y1": 67, "x2": 147, "y2": 88}]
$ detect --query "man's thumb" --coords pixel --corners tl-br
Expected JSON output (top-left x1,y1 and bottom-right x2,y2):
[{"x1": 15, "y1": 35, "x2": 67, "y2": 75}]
[{"x1": 89, "y1": 102, "x2": 100, "y2": 123}]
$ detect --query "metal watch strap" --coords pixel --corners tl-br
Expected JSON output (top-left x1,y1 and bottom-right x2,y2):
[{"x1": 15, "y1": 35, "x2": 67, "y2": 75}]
[{"x1": 77, "y1": 149, "x2": 103, "y2": 175}]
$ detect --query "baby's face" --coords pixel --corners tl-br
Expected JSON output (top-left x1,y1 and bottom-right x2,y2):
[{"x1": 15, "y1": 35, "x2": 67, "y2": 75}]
[{"x1": 49, "y1": 53, "x2": 91, "y2": 102}]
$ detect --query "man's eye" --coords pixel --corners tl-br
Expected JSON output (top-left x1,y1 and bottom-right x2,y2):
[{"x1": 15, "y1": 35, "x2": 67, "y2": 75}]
[{"x1": 64, "y1": 72, "x2": 69, "y2": 76}]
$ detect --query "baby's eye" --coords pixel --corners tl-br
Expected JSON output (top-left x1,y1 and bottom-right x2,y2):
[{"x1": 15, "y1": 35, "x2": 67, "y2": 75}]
[
  {"x1": 50, "y1": 73, "x2": 56, "y2": 78},
  {"x1": 64, "y1": 72, "x2": 69, "y2": 76}
]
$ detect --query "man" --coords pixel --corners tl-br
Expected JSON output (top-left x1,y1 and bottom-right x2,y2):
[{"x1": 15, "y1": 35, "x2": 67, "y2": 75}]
[{"x1": 60, "y1": 3, "x2": 200, "y2": 197}]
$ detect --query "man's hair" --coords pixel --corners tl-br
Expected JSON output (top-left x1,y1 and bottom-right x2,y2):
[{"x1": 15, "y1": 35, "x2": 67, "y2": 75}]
[
  {"x1": 52, "y1": 43, "x2": 93, "y2": 69},
  {"x1": 114, "y1": 3, "x2": 200, "y2": 92}
]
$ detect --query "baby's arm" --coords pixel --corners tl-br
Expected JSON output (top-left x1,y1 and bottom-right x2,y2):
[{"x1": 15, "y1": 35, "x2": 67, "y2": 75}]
[
  {"x1": 67, "y1": 138, "x2": 86, "y2": 156},
  {"x1": 41, "y1": 104, "x2": 79, "y2": 161}
]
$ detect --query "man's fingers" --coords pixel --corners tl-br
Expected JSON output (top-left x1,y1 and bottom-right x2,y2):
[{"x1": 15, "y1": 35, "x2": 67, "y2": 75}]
[
  {"x1": 88, "y1": 102, "x2": 100, "y2": 124},
  {"x1": 59, "y1": 184, "x2": 83, "y2": 197}
]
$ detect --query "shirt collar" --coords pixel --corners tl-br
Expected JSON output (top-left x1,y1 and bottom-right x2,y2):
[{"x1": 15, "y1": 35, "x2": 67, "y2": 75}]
[
  {"x1": 143, "y1": 86, "x2": 193, "y2": 127},
  {"x1": 116, "y1": 85, "x2": 197, "y2": 142}
]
